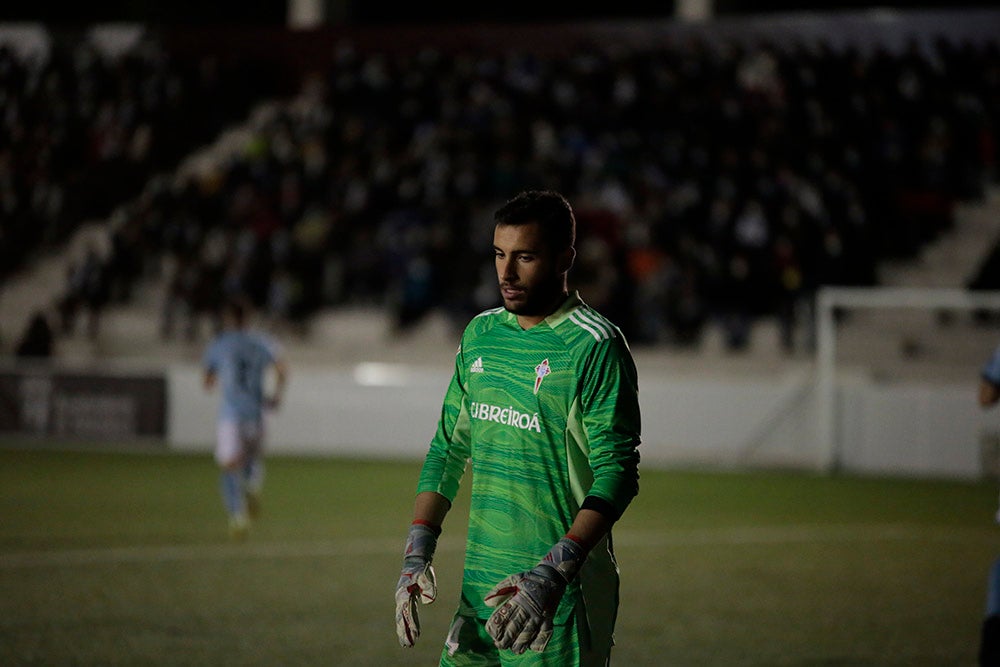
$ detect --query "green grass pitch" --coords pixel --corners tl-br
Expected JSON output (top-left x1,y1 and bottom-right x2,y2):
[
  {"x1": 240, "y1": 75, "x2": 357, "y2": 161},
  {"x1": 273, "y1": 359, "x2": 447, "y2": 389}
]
[{"x1": 0, "y1": 444, "x2": 998, "y2": 665}]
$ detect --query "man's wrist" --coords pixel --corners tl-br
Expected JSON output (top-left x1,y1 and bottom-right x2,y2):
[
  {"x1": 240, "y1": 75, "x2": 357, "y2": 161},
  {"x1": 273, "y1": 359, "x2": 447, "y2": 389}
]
[
  {"x1": 411, "y1": 519, "x2": 441, "y2": 536},
  {"x1": 540, "y1": 536, "x2": 586, "y2": 583},
  {"x1": 404, "y1": 522, "x2": 439, "y2": 561}
]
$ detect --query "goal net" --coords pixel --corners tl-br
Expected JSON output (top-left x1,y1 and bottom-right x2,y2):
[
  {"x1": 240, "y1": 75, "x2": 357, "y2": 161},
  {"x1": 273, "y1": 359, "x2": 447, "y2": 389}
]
[{"x1": 815, "y1": 286, "x2": 1000, "y2": 478}]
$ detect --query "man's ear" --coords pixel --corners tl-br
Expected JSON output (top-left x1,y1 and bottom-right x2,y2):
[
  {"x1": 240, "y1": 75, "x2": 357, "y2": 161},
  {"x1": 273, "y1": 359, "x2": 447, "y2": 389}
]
[{"x1": 558, "y1": 247, "x2": 576, "y2": 274}]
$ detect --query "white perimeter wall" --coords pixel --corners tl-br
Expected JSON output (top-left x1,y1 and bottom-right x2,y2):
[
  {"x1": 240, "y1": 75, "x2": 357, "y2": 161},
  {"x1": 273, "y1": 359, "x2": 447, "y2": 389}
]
[
  {"x1": 167, "y1": 363, "x2": 1000, "y2": 480},
  {"x1": 836, "y1": 378, "x2": 996, "y2": 478}
]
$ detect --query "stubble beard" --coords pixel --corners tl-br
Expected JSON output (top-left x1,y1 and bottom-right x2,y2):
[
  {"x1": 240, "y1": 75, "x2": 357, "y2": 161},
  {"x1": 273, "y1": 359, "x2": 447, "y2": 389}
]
[{"x1": 499, "y1": 281, "x2": 564, "y2": 318}]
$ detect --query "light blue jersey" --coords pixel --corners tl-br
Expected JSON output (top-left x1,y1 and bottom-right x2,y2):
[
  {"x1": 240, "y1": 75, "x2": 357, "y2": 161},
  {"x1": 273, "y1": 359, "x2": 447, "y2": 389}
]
[
  {"x1": 984, "y1": 344, "x2": 1000, "y2": 385},
  {"x1": 202, "y1": 330, "x2": 281, "y2": 421}
]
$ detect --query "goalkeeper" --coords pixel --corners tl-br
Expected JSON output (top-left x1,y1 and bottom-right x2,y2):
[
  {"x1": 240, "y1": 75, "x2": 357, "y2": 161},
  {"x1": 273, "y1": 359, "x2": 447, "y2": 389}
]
[{"x1": 395, "y1": 190, "x2": 641, "y2": 666}]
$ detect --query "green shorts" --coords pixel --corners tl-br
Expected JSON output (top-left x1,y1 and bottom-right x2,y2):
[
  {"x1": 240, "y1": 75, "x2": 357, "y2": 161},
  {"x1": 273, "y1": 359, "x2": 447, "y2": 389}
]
[{"x1": 437, "y1": 610, "x2": 612, "y2": 667}]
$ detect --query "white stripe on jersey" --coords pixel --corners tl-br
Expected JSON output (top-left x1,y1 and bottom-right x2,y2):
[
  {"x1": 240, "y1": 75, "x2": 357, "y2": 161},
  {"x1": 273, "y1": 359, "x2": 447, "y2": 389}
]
[
  {"x1": 475, "y1": 306, "x2": 506, "y2": 319},
  {"x1": 571, "y1": 308, "x2": 616, "y2": 340},
  {"x1": 569, "y1": 312, "x2": 600, "y2": 340},
  {"x1": 570, "y1": 310, "x2": 611, "y2": 341}
]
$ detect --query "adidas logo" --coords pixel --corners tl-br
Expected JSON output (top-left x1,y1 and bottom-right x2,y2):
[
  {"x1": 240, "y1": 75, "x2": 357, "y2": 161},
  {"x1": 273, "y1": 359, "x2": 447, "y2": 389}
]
[{"x1": 470, "y1": 357, "x2": 484, "y2": 373}]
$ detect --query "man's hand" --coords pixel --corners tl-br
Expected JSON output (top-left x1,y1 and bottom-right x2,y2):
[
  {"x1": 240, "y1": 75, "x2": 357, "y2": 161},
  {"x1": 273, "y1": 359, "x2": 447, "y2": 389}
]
[
  {"x1": 483, "y1": 537, "x2": 586, "y2": 654},
  {"x1": 395, "y1": 522, "x2": 439, "y2": 647},
  {"x1": 484, "y1": 563, "x2": 566, "y2": 653}
]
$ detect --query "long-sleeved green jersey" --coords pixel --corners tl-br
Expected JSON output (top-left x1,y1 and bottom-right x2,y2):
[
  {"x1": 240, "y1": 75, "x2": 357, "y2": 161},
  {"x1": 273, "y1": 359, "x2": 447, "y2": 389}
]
[{"x1": 417, "y1": 291, "x2": 641, "y2": 625}]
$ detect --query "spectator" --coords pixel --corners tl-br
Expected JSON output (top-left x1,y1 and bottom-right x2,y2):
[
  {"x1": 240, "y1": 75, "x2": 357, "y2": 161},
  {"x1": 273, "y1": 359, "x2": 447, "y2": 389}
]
[
  {"x1": 15, "y1": 310, "x2": 55, "y2": 359},
  {"x1": 6, "y1": 28, "x2": 1000, "y2": 353}
]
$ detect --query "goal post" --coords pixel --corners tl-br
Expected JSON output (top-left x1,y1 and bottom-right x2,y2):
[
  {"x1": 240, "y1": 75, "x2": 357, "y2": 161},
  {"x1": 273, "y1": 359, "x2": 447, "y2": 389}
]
[{"x1": 815, "y1": 286, "x2": 1000, "y2": 474}]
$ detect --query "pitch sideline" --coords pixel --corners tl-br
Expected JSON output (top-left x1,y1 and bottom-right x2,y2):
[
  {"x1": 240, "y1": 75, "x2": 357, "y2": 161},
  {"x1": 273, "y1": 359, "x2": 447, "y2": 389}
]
[{"x1": 0, "y1": 523, "x2": 992, "y2": 569}]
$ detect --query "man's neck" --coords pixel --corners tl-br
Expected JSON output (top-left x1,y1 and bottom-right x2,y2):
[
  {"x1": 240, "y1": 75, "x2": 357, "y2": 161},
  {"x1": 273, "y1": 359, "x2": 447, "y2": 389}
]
[{"x1": 515, "y1": 290, "x2": 569, "y2": 330}]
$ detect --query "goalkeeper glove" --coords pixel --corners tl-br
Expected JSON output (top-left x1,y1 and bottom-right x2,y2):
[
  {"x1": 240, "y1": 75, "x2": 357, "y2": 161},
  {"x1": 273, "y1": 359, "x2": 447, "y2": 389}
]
[
  {"x1": 395, "y1": 521, "x2": 439, "y2": 647},
  {"x1": 483, "y1": 536, "x2": 586, "y2": 654}
]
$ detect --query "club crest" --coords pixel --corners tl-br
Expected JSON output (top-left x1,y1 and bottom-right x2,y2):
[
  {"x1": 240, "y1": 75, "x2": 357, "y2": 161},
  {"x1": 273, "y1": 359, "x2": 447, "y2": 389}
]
[{"x1": 533, "y1": 359, "x2": 551, "y2": 394}]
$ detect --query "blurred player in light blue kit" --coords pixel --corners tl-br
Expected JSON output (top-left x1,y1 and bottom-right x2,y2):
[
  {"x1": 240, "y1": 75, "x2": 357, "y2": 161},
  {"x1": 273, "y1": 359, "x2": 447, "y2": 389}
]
[
  {"x1": 979, "y1": 344, "x2": 1000, "y2": 412},
  {"x1": 978, "y1": 342, "x2": 1000, "y2": 665},
  {"x1": 203, "y1": 297, "x2": 288, "y2": 540}
]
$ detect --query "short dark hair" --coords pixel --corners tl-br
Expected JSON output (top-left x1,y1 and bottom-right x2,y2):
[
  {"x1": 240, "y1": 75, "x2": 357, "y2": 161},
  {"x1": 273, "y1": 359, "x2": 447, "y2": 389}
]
[{"x1": 493, "y1": 190, "x2": 576, "y2": 253}]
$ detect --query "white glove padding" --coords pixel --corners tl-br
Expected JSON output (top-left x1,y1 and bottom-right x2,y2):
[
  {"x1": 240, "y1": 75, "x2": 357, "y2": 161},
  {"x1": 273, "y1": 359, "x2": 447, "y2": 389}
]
[
  {"x1": 483, "y1": 537, "x2": 586, "y2": 654},
  {"x1": 395, "y1": 523, "x2": 439, "y2": 647}
]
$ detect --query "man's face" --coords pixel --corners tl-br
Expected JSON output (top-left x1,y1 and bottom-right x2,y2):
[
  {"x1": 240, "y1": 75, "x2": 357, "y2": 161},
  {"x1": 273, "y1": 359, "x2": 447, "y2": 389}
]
[{"x1": 493, "y1": 222, "x2": 571, "y2": 320}]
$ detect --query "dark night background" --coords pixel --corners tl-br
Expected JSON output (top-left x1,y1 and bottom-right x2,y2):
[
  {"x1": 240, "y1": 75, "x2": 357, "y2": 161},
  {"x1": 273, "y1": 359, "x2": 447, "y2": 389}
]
[{"x1": 2, "y1": 1, "x2": 998, "y2": 26}]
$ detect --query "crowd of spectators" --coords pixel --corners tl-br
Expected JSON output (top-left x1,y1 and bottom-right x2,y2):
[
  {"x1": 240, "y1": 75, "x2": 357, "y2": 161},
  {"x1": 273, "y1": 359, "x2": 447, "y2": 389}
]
[
  {"x1": 0, "y1": 33, "x2": 283, "y2": 342},
  {"x1": 5, "y1": 26, "x2": 1000, "y2": 354}
]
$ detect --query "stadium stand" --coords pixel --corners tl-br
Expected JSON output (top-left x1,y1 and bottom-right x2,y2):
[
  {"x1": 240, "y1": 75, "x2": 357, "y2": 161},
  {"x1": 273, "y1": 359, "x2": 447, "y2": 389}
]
[{"x1": 1, "y1": 14, "x2": 998, "y2": 365}]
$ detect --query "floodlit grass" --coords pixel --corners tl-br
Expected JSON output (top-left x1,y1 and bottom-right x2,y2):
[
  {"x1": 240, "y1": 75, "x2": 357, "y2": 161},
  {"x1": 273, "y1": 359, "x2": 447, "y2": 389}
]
[{"x1": 0, "y1": 446, "x2": 996, "y2": 665}]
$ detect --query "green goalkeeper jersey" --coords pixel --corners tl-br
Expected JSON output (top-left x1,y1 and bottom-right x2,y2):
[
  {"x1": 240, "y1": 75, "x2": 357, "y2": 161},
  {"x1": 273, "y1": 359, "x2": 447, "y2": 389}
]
[{"x1": 417, "y1": 291, "x2": 641, "y2": 625}]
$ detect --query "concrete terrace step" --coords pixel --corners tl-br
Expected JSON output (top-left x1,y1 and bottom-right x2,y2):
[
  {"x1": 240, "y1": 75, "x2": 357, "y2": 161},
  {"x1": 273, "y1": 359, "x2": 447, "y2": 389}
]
[{"x1": 879, "y1": 185, "x2": 1000, "y2": 288}]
